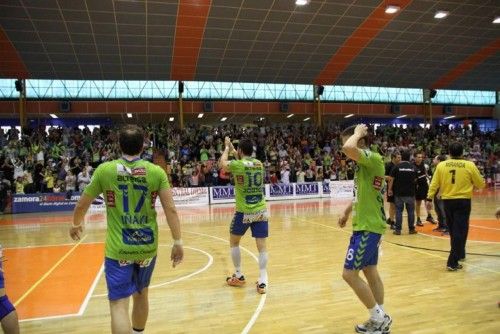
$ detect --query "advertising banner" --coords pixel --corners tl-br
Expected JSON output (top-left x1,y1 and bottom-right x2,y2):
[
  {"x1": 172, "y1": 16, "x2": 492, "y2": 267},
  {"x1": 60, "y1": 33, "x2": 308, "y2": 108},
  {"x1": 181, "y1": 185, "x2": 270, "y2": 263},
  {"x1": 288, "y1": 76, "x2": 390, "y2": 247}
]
[
  {"x1": 12, "y1": 193, "x2": 81, "y2": 214},
  {"x1": 293, "y1": 182, "x2": 320, "y2": 199},
  {"x1": 209, "y1": 186, "x2": 236, "y2": 204},
  {"x1": 267, "y1": 183, "x2": 294, "y2": 200},
  {"x1": 170, "y1": 187, "x2": 209, "y2": 206},
  {"x1": 329, "y1": 181, "x2": 354, "y2": 199}
]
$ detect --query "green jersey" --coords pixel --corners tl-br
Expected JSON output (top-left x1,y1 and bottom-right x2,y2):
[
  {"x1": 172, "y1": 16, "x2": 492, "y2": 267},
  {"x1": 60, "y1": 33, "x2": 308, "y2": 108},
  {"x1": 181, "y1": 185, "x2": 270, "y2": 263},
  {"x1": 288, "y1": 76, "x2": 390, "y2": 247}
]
[
  {"x1": 352, "y1": 149, "x2": 386, "y2": 234},
  {"x1": 83, "y1": 158, "x2": 169, "y2": 261},
  {"x1": 228, "y1": 157, "x2": 266, "y2": 213}
]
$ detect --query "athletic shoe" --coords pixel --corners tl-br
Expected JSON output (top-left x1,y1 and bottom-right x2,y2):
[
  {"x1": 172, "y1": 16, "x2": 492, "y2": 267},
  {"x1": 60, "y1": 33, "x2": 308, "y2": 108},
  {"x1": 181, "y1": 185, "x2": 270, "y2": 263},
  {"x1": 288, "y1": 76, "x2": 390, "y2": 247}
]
[
  {"x1": 386, "y1": 219, "x2": 395, "y2": 230},
  {"x1": 355, "y1": 314, "x2": 392, "y2": 334},
  {"x1": 393, "y1": 230, "x2": 401, "y2": 235},
  {"x1": 426, "y1": 215, "x2": 437, "y2": 224},
  {"x1": 226, "y1": 274, "x2": 246, "y2": 287},
  {"x1": 446, "y1": 264, "x2": 463, "y2": 271},
  {"x1": 441, "y1": 230, "x2": 449, "y2": 236},
  {"x1": 416, "y1": 219, "x2": 424, "y2": 226},
  {"x1": 409, "y1": 229, "x2": 418, "y2": 235},
  {"x1": 256, "y1": 282, "x2": 266, "y2": 294}
]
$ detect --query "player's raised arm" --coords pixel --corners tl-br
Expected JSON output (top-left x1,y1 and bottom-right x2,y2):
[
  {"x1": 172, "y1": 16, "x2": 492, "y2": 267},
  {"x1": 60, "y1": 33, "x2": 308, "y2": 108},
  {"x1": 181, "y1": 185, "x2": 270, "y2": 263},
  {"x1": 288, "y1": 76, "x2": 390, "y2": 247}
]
[
  {"x1": 158, "y1": 188, "x2": 183, "y2": 267},
  {"x1": 219, "y1": 136, "x2": 235, "y2": 172},
  {"x1": 342, "y1": 124, "x2": 368, "y2": 162}
]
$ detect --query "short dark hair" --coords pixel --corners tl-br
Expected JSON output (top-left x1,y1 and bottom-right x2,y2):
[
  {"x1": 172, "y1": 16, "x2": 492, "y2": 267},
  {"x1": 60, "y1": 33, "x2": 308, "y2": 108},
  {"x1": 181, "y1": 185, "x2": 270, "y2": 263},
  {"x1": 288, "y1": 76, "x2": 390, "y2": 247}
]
[
  {"x1": 401, "y1": 149, "x2": 411, "y2": 161},
  {"x1": 436, "y1": 154, "x2": 447, "y2": 162},
  {"x1": 391, "y1": 151, "x2": 400, "y2": 159},
  {"x1": 239, "y1": 138, "x2": 253, "y2": 156},
  {"x1": 449, "y1": 142, "x2": 463, "y2": 158},
  {"x1": 119, "y1": 125, "x2": 144, "y2": 155},
  {"x1": 341, "y1": 124, "x2": 368, "y2": 144},
  {"x1": 341, "y1": 125, "x2": 357, "y2": 138}
]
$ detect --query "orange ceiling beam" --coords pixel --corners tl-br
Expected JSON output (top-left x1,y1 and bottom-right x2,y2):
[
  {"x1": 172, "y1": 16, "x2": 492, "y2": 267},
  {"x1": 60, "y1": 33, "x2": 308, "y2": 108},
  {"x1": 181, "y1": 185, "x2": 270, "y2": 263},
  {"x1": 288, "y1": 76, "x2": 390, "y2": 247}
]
[
  {"x1": 170, "y1": 0, "x2": 211, "y2": 81},
  {"x1": 0, "y1": 27, "x2": 28, "y2": 78},
  {"x1": 315, "y1": 0, "x2": 412, "y2": 85},
  {"x1": 432, "y1": 38, "x2": 500, "y2": 89}
]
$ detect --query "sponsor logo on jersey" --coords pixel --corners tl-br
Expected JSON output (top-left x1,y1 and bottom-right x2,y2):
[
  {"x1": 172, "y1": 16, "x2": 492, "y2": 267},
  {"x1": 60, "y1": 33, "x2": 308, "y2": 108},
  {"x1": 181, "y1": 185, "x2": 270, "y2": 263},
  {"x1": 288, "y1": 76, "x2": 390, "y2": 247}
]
[
  {"x1": 132, "y1": 167, "x2": 146, "y2": 176},
  {"x1": 123, "y1": 228, "x2": 154, "y2": 245},
  {"x1": 117, "y1": 164, "x2": 132, "y2": 175}
]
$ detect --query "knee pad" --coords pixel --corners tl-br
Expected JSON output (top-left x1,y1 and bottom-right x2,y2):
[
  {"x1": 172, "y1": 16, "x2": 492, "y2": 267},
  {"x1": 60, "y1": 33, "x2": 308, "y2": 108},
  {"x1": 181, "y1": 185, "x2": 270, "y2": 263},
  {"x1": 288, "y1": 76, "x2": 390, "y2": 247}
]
[{"x1": 0, "y1": 295, "x2": 15, "y2": 321}]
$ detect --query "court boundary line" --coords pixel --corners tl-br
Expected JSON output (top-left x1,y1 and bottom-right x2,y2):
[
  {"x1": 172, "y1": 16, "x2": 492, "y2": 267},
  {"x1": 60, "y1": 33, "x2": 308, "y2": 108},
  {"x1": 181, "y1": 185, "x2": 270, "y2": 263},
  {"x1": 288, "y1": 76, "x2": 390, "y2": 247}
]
[
  {"x1": 91, "y1": 245, "x2": 214, "y2": 298},
  {"x1": 13, "y1": 235, "x2": 88, "y2": 308},
  {"x1": 79, "y1": 263, "x2": 104, "y2": 311},
  {"x1": 3, "y1": 241, "x2": 103, "y2": 250},
  {"x1": 299, "y1": 219, "x2": 500, "y2": 275},
  {"x1": 184, "y1": 230, "x2": 267, "y2": 334},
  {"x1": 413, "y1": 229, "x2": 500, "y2": 244}
]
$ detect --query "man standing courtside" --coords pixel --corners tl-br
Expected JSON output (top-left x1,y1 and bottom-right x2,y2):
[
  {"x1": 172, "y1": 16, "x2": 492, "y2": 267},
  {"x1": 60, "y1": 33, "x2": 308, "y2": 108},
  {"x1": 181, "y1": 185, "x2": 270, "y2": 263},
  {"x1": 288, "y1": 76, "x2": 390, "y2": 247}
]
[
  {"x1": 426, "y1": 142, "x2": 485, "y2": 271},
  {"x1": 388, "y1": 149, "x2": 417, "y2": 235},
  {"x1": 220, "y1": 136, "x2": 269, "y2": 294},
  {"x1": 70, "y1": 125, "x2": 183, "y2": 334},
  {"x1": 0, "y1": 245, "x2": 19, "y2": 334},
  {"x1": 384, "y1": 151, "x2": 401, "y2": 229},
  {"x1": 338, "y1": 124, "x2": 392, "y2": 334},
  {"x1": 414, "y1": 152, "x2": 436, "y2": 226}
]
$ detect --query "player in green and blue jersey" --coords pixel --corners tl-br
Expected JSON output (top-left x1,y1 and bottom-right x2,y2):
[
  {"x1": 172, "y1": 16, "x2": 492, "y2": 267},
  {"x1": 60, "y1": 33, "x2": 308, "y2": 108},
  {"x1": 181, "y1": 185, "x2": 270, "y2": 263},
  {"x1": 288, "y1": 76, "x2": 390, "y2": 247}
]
[
  {"x1": 70, "y1": 125, "x2": 183, "y2": 334},
  {"x1": 338, "y1": 124, "x2": 392, "y2": 334},
  {"x1": 220, "y1": 137, "x2": 268, "y2": 294}
]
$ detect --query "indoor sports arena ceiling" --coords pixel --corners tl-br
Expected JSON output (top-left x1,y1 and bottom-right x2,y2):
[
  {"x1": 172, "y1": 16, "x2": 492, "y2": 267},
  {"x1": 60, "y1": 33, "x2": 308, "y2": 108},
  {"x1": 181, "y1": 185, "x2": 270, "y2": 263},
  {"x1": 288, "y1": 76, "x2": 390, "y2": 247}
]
[{"x1": 0, "y1": 0, "x2": 499, "y2": 90}]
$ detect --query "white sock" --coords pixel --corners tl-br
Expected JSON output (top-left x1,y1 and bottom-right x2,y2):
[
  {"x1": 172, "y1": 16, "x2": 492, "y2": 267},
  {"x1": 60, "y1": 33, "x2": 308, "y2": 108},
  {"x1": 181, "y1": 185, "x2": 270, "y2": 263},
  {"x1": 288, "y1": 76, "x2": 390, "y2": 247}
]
[
  {"x1": 379, "y1": 304, "x2": 384, "y2": 312},
  {"x1": 258, "y1": 251, "x2": 268, "y2": 284},
  {"x1": 132, "y1": 329, "x2": 144, "y2": 334},
  {"x1": 231, "y1": 247, "x2": 242, "y2": 277},
  {"x1": 369, "y1": 304, "x2": 385, "y2": 321}
]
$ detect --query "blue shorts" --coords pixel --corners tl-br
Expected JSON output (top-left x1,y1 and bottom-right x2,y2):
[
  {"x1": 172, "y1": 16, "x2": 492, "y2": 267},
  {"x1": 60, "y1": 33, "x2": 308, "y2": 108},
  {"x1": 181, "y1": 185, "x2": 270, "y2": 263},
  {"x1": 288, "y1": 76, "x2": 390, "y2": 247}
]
[
  {"x1": 0, "y1": 273, "x2": 3, "y2": 289},
  {"x1": 0, "y1": 258, "x2": 4, "y2": 289},
  {"x1": 344, "y1": 231, "x2": 381, "y2": 270},
  {"x1": 104, "y1": 256, "x2": 156, "y2": 301},
  {"x1": 230, "y1": 212, "x2": 268, "y2": 238}
]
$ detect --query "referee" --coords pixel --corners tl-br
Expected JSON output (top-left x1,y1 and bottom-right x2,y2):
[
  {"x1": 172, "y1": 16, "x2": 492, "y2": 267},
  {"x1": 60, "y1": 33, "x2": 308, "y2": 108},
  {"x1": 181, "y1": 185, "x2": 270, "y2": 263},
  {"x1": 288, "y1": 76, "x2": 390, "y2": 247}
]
[{"x1": 426, "y1": 142, "x2": 485, "y2": 271}]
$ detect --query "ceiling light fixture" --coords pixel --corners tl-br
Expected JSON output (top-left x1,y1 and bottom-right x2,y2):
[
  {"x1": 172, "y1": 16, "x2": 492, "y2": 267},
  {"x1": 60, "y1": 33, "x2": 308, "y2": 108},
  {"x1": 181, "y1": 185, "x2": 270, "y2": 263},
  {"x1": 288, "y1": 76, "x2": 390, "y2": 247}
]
[
  {"x1": 444, "y1": 115, "x2": 455, "y2": 120},
  {"x1": 493, "y1": 16, "x2": 500, "y2": 24},
  {"x1": 198, "y1": 113, "x2": 204, "y2": 118},
  {"x1": 169, "y1": 117, "x2": 174, "y2": 122},
  {"x1": 49, "y1": 114, "x2": 58, "y2": 119},
  {"x1": 259, "y1": 117, "x2": 265, "y2": 121},
  {"x1": 287, "y1": 114, "x2": 294, "y2": 118},
  {"x1": 434, "y1": 11, "x2": 449, "y2": 19},
  {"x1": 126, "y1": 113, "x2": 132, "y2": 118},
  {"x1": 385, "y1": 5, "x2": 400, "y2": 14},
  {"x1": 396, "y1": 114, "x2": 407, "y2": 119},
  {"x1": 344, "y1": 114, "x2": 354, "y2": 118},
  {"x1": 303, "y1": 117, "x2": 310, "y2": 121},
  {"x1": 295, "y1": 0, "x2": 310, "y2": 6},
  {"x1": 221, "y1": 117, "x2": 227, "y2": 122}
]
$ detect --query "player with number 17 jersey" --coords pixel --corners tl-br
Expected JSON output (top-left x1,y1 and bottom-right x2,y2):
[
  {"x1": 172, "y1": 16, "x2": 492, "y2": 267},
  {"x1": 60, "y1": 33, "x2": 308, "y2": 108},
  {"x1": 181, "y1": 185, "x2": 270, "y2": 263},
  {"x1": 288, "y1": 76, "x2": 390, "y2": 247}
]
[{"x1": 83, "y1": 158, "x2": 169, "y2": 261}]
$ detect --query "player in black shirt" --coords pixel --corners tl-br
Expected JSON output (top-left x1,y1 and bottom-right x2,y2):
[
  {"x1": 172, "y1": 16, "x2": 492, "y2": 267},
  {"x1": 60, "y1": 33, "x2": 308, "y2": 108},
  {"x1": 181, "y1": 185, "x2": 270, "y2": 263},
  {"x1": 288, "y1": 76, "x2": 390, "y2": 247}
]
[{"x1": 384, "y1": 151, "x2": 401, "y2": 229}]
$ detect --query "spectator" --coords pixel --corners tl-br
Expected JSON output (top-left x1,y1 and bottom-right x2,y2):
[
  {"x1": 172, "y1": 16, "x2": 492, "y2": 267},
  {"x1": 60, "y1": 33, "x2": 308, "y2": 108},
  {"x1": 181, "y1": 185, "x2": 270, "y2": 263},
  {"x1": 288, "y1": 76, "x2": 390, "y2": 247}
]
[
  {"x1": 78, "y1": 169, "x2": 91, "y2": 191},
  {"x1": 65, "y1": 170, "x2": 76, "y2": 193}
]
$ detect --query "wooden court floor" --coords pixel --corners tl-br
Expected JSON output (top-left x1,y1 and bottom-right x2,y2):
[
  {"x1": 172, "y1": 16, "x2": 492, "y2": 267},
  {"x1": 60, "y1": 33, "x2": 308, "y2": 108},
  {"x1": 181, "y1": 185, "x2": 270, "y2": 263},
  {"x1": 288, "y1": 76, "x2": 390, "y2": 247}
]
[{"x1": 1, "y1": 190, "x2": 499, "y2": 334}]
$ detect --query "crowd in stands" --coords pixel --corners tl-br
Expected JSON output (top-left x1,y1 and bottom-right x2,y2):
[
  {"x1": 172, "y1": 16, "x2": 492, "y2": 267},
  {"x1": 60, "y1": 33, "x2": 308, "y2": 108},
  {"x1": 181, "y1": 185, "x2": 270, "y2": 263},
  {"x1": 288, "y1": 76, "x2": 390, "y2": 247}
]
[{"x1": 0, "y1": 121, "x2": 498, "y2": 202}]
